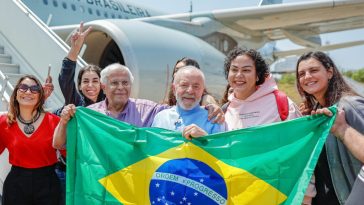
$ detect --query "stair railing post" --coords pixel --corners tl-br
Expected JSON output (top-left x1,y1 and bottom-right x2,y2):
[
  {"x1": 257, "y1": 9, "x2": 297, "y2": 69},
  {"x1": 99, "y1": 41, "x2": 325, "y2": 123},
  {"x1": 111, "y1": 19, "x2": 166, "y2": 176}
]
[{"x1": 0, "y1": 75, "x2": 9, "y2": 102}]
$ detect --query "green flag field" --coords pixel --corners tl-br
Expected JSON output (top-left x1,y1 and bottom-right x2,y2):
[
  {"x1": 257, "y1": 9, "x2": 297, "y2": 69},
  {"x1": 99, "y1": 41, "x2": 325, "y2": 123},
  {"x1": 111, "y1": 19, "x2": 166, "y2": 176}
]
[{"x1": 66, "y1": 107, "x2": 336, "y2": 205}]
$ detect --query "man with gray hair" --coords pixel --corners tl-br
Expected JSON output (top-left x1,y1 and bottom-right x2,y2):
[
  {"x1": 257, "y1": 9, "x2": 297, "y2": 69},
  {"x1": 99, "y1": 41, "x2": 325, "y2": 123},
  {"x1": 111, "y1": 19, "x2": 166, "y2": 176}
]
[
  {"x1": 152, "y1": 66, "x2": 224, "y2": 139},
  {"x1": 53, "y1": 63, "x2": 224, "y2": 148},
  {"x1": 53, "y1": 63, "x2": 168, "y2": 148},
  {"x1": 87, "y1": 63, "x2": 168, "y2": 127}
]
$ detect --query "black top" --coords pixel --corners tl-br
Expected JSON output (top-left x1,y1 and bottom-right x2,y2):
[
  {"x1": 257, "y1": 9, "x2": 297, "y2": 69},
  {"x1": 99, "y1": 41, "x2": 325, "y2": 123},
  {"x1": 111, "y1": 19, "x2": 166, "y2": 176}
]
[
  {"x1": 54, "y1": 57, "x2": 105, "y2": 116},
  {"x1": 312, "y1": 146, "x2": 340, "y2": 205}
]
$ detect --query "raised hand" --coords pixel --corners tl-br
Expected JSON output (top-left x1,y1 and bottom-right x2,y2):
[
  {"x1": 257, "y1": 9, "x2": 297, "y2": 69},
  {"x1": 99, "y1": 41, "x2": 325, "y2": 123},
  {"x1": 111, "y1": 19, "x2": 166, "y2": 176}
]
[
  {"x1": 60, "y1": 104, "x2": 76, "y2": 125},
  {"x1": 53, "y1": 104, "x2": 76, "y2": 150},
  {"x1": 68, "y1": 22, "x2": 92, "y2": 61},
  {"x1": 43, "y1": 75, "x2": 54, "y2": 100}
]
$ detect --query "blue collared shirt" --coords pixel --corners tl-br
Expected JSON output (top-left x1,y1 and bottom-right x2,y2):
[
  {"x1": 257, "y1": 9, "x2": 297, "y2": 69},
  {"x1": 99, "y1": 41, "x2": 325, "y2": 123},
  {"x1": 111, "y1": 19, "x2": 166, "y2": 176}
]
[{"x1": 151, "y1": 104, "x2": 224, "y2": 134}]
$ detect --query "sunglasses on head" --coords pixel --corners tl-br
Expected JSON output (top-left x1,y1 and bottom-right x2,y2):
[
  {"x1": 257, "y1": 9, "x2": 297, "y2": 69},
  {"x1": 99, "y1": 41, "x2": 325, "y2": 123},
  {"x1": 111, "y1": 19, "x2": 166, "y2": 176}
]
[{"x1": 18, "y1": 84, "x2": 41, "y2": 94}]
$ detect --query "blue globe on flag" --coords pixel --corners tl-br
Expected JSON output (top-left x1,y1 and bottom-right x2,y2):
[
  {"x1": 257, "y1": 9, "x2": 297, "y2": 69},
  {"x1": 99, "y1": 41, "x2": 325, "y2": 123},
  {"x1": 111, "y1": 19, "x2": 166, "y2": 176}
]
[{"x1": 149, "y1": 158, "x2": 227, "y2": 205}]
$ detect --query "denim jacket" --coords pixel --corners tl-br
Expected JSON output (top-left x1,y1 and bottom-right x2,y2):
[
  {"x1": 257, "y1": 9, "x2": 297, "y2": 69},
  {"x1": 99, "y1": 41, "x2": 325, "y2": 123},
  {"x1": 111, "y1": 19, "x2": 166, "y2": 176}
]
[{"x1": 327, "y1": 96, "x2": 364, "y2": 204}]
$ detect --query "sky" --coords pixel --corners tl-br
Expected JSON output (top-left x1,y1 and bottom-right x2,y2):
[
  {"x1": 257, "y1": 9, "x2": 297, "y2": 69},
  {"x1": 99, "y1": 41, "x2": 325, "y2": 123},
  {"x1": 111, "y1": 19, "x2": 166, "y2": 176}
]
[{"x1": 134, "y1": 0, "x2": 364, "y2": 71}]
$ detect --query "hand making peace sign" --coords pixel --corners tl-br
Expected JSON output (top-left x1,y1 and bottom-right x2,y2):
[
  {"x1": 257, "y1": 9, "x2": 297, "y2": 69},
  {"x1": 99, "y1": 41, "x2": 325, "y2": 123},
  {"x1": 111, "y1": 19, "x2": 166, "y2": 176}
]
[{"x1": 67, "y1": 22, "x2": 92, "y2": 61}]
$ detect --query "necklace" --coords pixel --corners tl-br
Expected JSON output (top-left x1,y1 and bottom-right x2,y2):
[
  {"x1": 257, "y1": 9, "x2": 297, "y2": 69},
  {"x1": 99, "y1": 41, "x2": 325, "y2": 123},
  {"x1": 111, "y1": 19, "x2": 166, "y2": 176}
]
[{"x1": 17, "y1": 111, "x2": 41, "y2": 135}]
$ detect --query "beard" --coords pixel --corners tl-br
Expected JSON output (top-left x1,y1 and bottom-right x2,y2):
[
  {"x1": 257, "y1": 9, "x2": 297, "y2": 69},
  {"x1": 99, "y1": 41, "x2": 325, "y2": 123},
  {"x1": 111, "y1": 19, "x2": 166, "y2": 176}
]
[{"x1": 175, "y1": 94, "x2": 201, "y2": 110}]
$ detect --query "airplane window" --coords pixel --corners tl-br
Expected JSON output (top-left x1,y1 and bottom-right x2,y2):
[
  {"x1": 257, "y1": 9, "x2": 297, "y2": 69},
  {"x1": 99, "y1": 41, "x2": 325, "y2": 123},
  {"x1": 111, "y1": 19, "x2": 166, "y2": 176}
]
[
  {"x1": 43, "y1": 0, "x2": 48, "y2": 5},
  {"x1": 96, "y1": 10, "x2": 100, "y2": 16},
  {"x1": 79, "y1": 5, "x2": 85, "y2": 13},
  {"x1": 71, "y1": 4, "x2": 76, "y2": 11},
  {"x1": 62, "y1": 2, "x2": 67, "y2": 9},
  {"x1": 88, "y1": 8, "x2": 93, "y2": 15},
  {"x1": 111, "y1": 14, "x2": 115, "y2": 19},
  {"x1": 104, "y1": 12, "x2": 108, "y2": 18},
  {"x1": 53, "y1": 0, "x2": 58, "y2": 7}
]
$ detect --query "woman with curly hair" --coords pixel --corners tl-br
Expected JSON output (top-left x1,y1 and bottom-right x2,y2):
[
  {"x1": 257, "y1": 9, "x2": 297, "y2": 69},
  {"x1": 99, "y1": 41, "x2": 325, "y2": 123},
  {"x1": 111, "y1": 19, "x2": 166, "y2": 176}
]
[
  {"x1": 223, "y1": 47, "x2": 313, "y2": 204},
  {"x1": 223, "y1": 47, "x2": 301, "y2": 130}
]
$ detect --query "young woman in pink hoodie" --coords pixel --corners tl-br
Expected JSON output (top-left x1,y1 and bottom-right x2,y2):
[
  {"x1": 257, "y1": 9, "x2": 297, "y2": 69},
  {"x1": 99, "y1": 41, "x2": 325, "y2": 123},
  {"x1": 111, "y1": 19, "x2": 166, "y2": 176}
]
[
  {"x1": 223, "y1": 47, "x2": 301, "y2": 130},
  {"x1": 222, "y1": 47, "x2": 314, "y2": 205}
]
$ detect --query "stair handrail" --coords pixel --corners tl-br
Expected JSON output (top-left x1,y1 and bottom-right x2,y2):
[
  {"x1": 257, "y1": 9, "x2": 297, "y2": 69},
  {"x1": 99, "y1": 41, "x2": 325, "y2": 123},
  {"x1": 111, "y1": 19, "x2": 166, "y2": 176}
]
[
  {"x1": 0, "y1": 70, "x2": 14, "y2": 104},
  {"x1": 0, "y1": 0, "x2": 89, "y2": 110},
  {"x1": 13, "y1": 0, "x2": 88, "y2": 66}
]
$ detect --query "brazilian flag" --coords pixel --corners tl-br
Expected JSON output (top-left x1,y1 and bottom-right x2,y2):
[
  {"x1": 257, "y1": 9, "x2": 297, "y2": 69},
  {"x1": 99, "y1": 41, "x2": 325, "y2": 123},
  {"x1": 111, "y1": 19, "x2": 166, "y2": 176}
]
[{"x1": 66, "y1": 107, "x2": 336, "y2": 205}]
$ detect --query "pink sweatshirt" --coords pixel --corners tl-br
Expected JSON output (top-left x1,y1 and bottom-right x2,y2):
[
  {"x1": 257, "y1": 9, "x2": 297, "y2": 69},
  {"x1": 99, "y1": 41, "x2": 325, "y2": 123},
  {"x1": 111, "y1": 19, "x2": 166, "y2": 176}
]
[
  {"x1": 225, "y1": 75, "x2": 316, "y2": 204},
  {"x1": 225, "y1": 75, "x2": 301, "y2": 130}
]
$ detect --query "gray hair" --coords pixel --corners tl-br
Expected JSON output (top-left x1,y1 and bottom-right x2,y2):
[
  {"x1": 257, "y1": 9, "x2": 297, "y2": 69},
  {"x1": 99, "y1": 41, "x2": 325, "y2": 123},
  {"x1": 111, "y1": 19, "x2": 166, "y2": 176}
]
[
  {"x1": 173, "y1": 65, "x2": 205, "y2": 85},
  {"x1": 100, "y1": 63, "x2": 134, "y2": 84}
]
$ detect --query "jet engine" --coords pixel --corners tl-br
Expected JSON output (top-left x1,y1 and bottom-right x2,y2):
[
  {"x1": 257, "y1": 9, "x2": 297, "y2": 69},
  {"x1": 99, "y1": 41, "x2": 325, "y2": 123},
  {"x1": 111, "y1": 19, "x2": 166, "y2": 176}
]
[{"x1": 69, "y1": 19, "x2": 227, "y2": 102}]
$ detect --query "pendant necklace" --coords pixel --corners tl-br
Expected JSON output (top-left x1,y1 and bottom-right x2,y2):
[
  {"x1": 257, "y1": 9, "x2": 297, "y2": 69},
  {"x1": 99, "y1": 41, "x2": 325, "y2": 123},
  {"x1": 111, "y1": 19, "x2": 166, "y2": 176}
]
[{"x1": 17, "y1": 111, "x2": 41, "y2": 135}]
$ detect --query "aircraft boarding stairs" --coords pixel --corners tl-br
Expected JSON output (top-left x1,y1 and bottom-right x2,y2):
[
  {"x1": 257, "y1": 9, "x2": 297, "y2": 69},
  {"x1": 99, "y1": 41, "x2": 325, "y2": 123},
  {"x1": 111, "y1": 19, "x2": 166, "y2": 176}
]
[
  {"x1": 0, "y1": 1, "x2": 88, "y2": 201},
  {"x1": 0, "y1": 0, "x2": 87, "y2": 113},
  {"x1": 0, "y1": 45, "x2": 21, "y2": 112}
]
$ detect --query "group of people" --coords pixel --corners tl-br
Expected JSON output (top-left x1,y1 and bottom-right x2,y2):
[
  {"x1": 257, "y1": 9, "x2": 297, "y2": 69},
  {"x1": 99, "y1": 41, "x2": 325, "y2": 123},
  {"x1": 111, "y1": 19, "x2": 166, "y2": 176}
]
[{"x1": 0, "y1": 22, "x2": 363, "y2": 205}]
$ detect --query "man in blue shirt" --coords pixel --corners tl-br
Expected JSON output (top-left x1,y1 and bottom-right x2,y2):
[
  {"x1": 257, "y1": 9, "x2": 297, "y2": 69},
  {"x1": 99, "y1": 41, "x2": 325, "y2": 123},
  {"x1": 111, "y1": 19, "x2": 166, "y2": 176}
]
[{"x1": 152, "y1": 66, "x2": 224, "y2": 139}]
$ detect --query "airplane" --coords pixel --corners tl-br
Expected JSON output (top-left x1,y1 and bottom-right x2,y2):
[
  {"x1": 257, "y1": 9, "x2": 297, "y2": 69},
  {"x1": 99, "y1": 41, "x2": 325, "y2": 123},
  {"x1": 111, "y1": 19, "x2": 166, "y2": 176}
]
[
  {"x1": 13, "y1": 0, "x2": 364, "y2": 102},
  {"x1": 1, "y1": 0, "x2": 364, "y2": 203}
]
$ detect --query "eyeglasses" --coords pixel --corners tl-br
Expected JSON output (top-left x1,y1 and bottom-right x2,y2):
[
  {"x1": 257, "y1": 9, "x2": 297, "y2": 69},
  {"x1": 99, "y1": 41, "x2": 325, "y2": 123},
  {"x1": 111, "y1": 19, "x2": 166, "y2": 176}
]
[
  {"x1": 18, "y1": 84, "x2": 41, "y2": 94},
  {"x1": 109, "y1": 80, "x2": 130, "y2": 88}
]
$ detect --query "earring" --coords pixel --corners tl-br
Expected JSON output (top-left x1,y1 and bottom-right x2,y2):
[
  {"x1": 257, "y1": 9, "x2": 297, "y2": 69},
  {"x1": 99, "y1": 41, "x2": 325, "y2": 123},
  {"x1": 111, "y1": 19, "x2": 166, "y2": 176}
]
[{"x1": 256, "y1": 77, "x2": 259, "y2": 82}]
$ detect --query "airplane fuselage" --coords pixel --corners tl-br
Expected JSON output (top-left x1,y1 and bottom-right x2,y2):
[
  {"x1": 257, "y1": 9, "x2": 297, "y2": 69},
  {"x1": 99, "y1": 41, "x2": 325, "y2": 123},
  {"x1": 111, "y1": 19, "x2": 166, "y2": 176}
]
[{"x1": 21, "y1": 0, "x2": 164, "y2": 26}]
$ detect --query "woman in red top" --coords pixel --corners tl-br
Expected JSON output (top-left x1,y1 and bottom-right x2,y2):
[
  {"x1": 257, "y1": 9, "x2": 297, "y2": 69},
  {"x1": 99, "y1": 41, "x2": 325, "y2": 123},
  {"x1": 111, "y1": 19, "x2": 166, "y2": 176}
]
[{"x1": 0, "y1": 75, "x2": 61, "y2": 205}]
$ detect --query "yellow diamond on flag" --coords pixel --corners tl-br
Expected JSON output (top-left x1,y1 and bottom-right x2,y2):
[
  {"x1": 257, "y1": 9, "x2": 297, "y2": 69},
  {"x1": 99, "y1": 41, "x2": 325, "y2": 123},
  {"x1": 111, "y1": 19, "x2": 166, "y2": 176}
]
[{"x1": 99, "y1": 142, "x2": 287, "y2": 205}]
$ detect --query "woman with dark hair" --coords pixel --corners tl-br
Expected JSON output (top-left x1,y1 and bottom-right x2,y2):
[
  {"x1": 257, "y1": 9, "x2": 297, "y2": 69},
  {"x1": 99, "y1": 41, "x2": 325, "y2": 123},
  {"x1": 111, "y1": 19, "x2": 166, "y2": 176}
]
[
  {"x1": 296, "y1": 51, "x2": 358, "y2": 115},
  {"x1": 223, "y1": 47, "x2": 314, "y2": 204},
  {"x1": 223, "y1": 47, "x2": 301, "y2": 129},
  {"x1": 57, "y1": 22, "x2": 105, "y2": 112},
  {"x1": 296, "y1": 51, "x2": 364, "y2": 205},
  {"x1": 165, "y1": 57, "x2": 217, "y2": 106},
  {"x1": 0, "y1": 75, "x2": 61, "y2": 205},
  {"x1": 55, "y1": 22, "x2": 105, "y2": 205}
]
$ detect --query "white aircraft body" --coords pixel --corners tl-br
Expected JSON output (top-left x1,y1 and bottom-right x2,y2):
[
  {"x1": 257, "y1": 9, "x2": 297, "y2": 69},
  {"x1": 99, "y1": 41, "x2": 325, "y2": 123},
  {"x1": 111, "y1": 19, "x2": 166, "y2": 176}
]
[
  {"x1": 17, "y1": 0, "x2": 364, "y2": 101},
  {"x1": 1, "y1": 0, "x2": 364, "y2": 202}
]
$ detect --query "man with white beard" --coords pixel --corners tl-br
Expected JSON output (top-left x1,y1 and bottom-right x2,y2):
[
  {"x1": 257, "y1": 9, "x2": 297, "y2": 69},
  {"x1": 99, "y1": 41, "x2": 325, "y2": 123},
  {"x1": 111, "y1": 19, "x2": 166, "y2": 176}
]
[{"x1": 152, "y1": 66, "x2": 224, "y2": 140}]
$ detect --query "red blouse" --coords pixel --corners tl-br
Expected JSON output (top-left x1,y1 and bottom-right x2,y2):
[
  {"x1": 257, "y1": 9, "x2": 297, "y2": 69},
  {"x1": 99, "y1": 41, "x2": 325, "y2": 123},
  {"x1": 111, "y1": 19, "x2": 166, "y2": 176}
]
[{"x1": 0, "y1": 112, "x2": 60, "y2": 168}]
